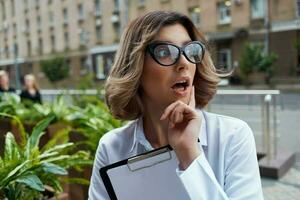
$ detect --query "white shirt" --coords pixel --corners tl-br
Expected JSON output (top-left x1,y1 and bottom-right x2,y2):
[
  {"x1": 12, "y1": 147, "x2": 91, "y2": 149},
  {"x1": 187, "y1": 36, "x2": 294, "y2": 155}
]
[{"x1": 89, "y1": 110, "x2": 264, "y2": 200}]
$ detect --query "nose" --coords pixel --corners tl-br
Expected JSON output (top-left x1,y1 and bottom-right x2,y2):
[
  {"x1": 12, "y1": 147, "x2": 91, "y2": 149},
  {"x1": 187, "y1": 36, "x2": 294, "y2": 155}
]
[{"x1": 175, "y1": 53, "x2": 190, "y2": 71}]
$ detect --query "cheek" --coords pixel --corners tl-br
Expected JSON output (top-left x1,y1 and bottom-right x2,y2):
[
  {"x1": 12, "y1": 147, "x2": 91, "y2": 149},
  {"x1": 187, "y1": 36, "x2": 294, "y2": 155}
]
[{"x1": 141, "y1": 57, "x2": 170, "y2": 94}]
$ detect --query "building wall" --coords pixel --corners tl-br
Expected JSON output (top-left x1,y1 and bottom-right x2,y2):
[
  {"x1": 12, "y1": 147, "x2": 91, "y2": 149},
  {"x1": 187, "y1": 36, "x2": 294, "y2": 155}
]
[
  {"x1": 0, "y1": 0, "x2": 299, "y2": 88},
  {"x1": 270, "y1": 30, "x2": 299, "y2": 77},
  {"x1": 0, "y1": 0, "x2": 123, "y2": 88}
]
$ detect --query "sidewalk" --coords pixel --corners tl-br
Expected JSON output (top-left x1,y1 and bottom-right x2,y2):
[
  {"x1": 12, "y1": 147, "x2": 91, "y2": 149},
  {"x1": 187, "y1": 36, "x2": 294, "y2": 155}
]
[{"x1": 262, "y1": 162, "x2": 300, "y2": 199}]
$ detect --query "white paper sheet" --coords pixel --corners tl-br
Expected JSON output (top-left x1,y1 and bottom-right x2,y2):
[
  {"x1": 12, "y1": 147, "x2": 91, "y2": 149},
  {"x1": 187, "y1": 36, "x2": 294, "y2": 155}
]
[{"x1": 107, "y1": 150, "x2": 190, "y2": 200}]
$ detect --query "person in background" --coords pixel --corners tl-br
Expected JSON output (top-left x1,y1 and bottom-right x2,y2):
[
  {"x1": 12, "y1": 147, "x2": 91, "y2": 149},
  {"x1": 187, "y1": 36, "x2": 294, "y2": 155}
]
[
  {"x1": 20, "y1": 74, "x2": 42, "y2": 104},
  {"x1": 0, "y1": 70, "x2": 16, "y2": 93}
]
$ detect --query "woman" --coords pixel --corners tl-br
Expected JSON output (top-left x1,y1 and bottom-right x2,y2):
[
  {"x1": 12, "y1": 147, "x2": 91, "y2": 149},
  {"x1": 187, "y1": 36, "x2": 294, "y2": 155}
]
[
  {"x1": 89, "y1": 11, "x2": 263, "y2": 199},
  {"x1": 20, "y1": 74, "x2": 42, "y2": 104},
  {"x1": 0, "y1": 70, "x2": 16, "y2": 94}
]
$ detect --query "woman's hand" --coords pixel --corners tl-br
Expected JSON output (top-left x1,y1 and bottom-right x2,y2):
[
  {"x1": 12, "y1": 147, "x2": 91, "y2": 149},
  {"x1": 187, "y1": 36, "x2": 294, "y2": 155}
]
[{"x1": 160, "y1": 86, "x2": 202, "y2": 170}]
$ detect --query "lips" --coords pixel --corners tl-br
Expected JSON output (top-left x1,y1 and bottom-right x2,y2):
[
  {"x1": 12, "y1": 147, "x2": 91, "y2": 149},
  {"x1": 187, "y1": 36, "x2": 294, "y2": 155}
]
[{"x1": 171, "y1": 76, "x2": 191, "y2": 96}]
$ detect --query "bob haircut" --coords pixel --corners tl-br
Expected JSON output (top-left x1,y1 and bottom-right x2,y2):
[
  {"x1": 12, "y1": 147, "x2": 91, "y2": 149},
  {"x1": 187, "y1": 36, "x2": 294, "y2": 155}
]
[{"x1": 105, "y1": 11, "x2": 220, "y2": 120}]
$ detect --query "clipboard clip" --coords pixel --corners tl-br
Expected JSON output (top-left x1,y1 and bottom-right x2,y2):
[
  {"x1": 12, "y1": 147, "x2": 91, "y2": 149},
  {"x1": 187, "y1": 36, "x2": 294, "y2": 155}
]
[{"x1": 127, "y1": 146, "x2": 172, "y2": 172}]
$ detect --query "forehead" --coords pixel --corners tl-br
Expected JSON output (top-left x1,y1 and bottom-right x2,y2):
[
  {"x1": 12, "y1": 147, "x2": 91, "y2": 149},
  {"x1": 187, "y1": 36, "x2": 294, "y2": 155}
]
[{"x1": 153, "y1": 23, "x2": 191, "y2": 45}]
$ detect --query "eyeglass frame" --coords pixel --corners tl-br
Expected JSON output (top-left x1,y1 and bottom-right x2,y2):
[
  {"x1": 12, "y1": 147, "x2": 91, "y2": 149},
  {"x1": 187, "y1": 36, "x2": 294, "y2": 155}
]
[{"x1": 146, "y1": 41, "x2": 205, "y2": 66}]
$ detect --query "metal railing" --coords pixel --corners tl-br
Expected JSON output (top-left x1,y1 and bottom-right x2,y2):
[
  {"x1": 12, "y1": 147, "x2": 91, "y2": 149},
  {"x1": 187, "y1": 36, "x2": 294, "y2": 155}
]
[
  {"x1": 210, "y1": 90, "x2": 280, "y2": 160},
  {"x1": 34, "y1": 89, "x2": 280, "y2": 159}
]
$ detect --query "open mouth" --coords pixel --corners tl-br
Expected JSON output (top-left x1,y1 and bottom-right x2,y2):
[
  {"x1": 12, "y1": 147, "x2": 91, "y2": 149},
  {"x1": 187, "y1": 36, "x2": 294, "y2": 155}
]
[{"x1": 171, "y1": 79, "x2": 190, "y2": 92}]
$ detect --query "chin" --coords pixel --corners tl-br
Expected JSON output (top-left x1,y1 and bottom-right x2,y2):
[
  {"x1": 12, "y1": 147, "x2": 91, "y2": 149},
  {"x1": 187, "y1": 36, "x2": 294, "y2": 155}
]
[{"x1": 169, "y1": 96, "x2": 189, "y2": 104}]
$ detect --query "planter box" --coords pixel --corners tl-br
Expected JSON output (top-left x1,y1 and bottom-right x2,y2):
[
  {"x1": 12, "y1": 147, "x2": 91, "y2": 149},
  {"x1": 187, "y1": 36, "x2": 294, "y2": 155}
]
[
  {"x1": 68, "y1": 130, "x2": 92, "y2": 200},
  {"x1": 0, "y1": 118, "x2": 12, "y2": 155}
]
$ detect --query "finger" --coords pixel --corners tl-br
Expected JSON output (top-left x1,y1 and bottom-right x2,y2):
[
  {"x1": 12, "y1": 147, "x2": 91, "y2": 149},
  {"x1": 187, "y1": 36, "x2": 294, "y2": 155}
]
[
  {"x1": 174, "y1": 111, "x2": 184, "y2": 124},
  {"x1": 160, "y1": 101, "x2": 181, "y2": 120},
  {"x1": 188, "y1": 86, "x2": 196, "y2": 108},
  {"x1": 170, "y1": 103, "x2": 188, "y2": 124}
]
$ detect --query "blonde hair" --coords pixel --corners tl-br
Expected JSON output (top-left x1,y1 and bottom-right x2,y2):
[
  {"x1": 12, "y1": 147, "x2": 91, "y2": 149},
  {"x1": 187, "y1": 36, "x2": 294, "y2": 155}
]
[
  {"x1": 24, "y1": 74, "x2": 39, "y2": 91},
  {"x1": 105, "y1": 11, "x2": 220, "y2": 120},
  {"x1": 0, "y1": 70, "x2": 8, "y2": 77}
]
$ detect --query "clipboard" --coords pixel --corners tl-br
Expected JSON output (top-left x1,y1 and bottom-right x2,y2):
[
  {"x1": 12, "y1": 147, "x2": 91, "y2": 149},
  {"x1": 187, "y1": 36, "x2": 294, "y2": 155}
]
[{"x1": 99, "y1": 145, "x2": 190, "y2": 200}]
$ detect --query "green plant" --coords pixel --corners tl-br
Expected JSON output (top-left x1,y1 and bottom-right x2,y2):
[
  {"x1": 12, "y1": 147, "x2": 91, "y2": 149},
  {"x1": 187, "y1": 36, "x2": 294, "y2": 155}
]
[
  {"x1": 0, "y1": 114, "x2": 92, "y2": 200},
  {"x1": 239, "y1": 43, "x2": 278, "y2": 84},
  {"x1": 67, "y1": 100, "x2": 123, "y2": 155},
  {"x1": 0, "y1": 93, "x2": 44, "y2": 124},
  {"x1": 40, "y1": 56, "x2": 70, "y2": 85}
]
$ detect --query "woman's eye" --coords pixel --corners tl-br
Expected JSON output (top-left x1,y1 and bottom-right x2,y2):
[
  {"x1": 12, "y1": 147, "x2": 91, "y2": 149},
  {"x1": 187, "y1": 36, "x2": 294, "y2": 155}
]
[{"x1": 155, "y1": 46, "x2": 170, "y2": 58}]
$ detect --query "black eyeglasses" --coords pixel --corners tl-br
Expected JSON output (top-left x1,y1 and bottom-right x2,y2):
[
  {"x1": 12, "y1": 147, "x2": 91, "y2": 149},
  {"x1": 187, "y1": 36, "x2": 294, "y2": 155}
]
[{"x1": 146, "y1": 41, "x2": 205, "y2": 66}]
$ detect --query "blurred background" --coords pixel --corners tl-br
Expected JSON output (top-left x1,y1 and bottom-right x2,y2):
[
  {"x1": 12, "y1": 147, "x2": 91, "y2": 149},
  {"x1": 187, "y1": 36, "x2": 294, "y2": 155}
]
[{"x1": 0, "y1": 0, "x2": 300, "y2": 199}]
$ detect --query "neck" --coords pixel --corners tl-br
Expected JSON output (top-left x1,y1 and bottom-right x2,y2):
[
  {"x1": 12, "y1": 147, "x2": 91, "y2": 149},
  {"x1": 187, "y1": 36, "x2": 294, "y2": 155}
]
[{"x1": 142, "y1": 102, "x2": 169, "y2": 149}]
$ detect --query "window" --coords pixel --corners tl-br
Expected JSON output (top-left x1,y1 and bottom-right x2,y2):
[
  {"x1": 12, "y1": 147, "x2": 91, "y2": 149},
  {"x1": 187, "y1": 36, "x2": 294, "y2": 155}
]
[
  {"x1": 13, "y1": 43, "x2": 18, "y2": 56},
  {"x1": 24, "y1": 0, "x2": 28, "y2": 11},
  {"x1": 25, "y1": 19, "x2": 30, "y2": 31},
  {"x1": 189, "y1": 7, "x2": 201, "y2": 27},
  {"x1": 64, "y1": 32, "x2": 69, "y2": 48},
  {"x1": 95, "y1": 0, "x2": 101, "y2": 16},
  {"x1": 95, "y1": 55, "x2": 105, "y2": 79},
  {"x1": 5, "y1": 45, "x2": 9, "y2": 58},
  {"x1": 27, "y1": 40, "x2": 31, "y2": 56},
  {"x1": 79, "y1": 29, "x2": 89, "y2": 45},
  {"x1": 113, "y1": 23, "x2": 121, "y2": 41},
  {"x1": 49, "y1": 11, "x2": 54, "y2": 26},
  {"x1": 217, "y1": 49, "x2": 232, "y2": 71},
  {"x1": 114, "y1": 0, "x2": 119, "y2": 12},
  {"x1": 13, "y1": 23, "x2": 16, "y2": 35},
  {"x1": 95, "y1": 25, "x2": 102, "y2": 41},
  {"x1": 38, "y1": 38, "x2": 43, "y2": 54},
  {"x1": 78, "y1": 4, "x2": 84, "y2": 20},
  {"x1": 50, "y1": 35, "x2": 55, "y2": 52},
  {"x1": 1, "y1": 1, "x2": 6, "y2": 20},
  {"x1": 37, "y1": 16, "x2": 41, "y2": 29},
  {"x1": 218, "y1": 1, "x2": 231, "y2": 24},
  {"x1": 80, "y1": 57, "x2": 88, "y2": 75},
  {"x1": 11, "y1": 0, "x2": 15, "y2": 17},
  {"x1": 63, "y1": 8, "x2": 68, "y2": 23},
  {"x1": 251, "y1": 0, "x2": 265, "y2": 19}
]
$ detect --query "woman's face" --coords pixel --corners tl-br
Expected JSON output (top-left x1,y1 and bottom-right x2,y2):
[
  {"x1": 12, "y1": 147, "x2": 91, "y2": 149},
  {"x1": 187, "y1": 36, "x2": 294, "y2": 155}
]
[
  {"x1": 140, "y1": 23, "x2": 196, "y2": 109},
  {"x1": 24, "y1": 77, "x2": 34, "y2": 89}
]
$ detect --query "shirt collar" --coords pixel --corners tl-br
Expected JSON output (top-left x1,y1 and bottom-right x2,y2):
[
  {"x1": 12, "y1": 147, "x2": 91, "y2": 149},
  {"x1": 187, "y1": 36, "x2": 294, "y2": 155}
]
[{"x1": 129, "y1": 109, "x2": 207, "y2": 153}]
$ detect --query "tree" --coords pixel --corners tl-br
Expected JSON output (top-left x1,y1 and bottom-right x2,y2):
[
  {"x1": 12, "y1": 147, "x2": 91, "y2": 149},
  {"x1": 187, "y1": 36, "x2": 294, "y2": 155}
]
[
  {"x1": 239, "y1": 43, "x2": 277, "y2": 85},
  {"x1": 40, "y1": 56, "x2": 70, "y2": 85}
]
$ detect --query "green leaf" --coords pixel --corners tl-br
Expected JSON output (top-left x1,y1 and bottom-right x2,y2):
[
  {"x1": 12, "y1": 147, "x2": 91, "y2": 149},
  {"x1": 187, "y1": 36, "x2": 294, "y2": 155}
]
[
  {"x1": 16, "y1": 174, "x2": 45, "y2": 192},
  {"x1": 0, "y1": 113, "x2": 27, "y2": 148},
  {"x1": 41, "y1": 127, "x2": 71, "y2": 152},
  {"x1": 41, "y1": 155, "x2": 71, "y2": 164},
  {"x1": 41, "y1": 163, "x2": 67, "y2": 175},
  {"x1": 26, "y1": 115, "x2": 55, "y2": 157},
  {"x1": 43, "y1": 143, "x2": 74, "y2": 155},
  {"x1": 4, "y1": 132, "x2": 21, "y2": 163}
]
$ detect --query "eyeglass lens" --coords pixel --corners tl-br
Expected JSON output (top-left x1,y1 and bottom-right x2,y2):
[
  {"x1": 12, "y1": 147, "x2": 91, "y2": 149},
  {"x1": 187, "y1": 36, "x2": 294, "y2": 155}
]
[{"x1": 153, "y1": 42, "x2": 203, "y2": 66}]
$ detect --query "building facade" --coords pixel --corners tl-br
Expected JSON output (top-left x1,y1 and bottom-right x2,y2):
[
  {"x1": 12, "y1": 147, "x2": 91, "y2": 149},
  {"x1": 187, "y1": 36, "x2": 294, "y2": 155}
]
[
  {"x1": 0, "y1": 0, "x2": 299, "y2": 88},
  {"x1": 128, "y1": 0, "x2": 300, "y2": 82},
  {"x1": 0, "y1": 0, "x2": 124, "y2": 88}
]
